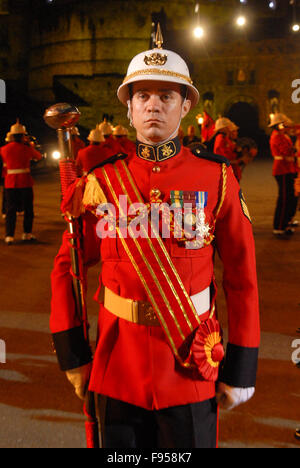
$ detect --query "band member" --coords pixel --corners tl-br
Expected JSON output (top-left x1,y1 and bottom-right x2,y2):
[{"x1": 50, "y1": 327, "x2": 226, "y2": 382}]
[
  {"x1": 214, "y1": 118, "x2": 241, "y2": 181},
  {"x1": 113, "y1": 124, "x2": 136, "y2": 153},
  {"x1": 182, "y1": 124, "x2": 201, "y2": 147},
  {"x1": 98, "y1": 120, "x2": 122, "y2": 155},
  {"x1": 50, "y1": 33, "x2": 260, "y2": 448},
  {"x1": 269, "y1": 113, "x2": 298, "y2": 236},
  {"x1": 76, "y1": 128, "x2": 109, "y2": 175},
  {"x1": 1, "y1": 121, "x2": 42, "y2": 245}
]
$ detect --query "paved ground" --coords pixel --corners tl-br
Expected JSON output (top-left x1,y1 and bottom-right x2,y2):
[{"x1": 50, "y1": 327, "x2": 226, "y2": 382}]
[{"x1": 0, "y1": 158, "x2": 299, "y2": 448}]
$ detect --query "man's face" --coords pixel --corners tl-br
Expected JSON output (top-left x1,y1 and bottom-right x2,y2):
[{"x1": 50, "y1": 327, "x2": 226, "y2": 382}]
[{"x1": 130, "y1": 80, "x2": 191, "y2": 144}]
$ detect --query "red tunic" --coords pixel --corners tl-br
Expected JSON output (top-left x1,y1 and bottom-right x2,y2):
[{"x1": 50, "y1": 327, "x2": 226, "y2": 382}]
[
  {"x1": 102, "y1": 135, "x2": 123, "y2": 155},
  {"x1": 50, "y1": 145, "x2": 260, "y2": 410},
  {"x1": 269, "y1": 130, "x2": 297, "y2": 176},
  {"x1": 214, "y1": 134, "x2": 241, "y2": 180},
  {"x1": 115, "y1": 136, "x2": 136, "y2": 154},
  {"x1": 1, "y1": 142, "x2": 42, "y2": 189},
  {"x1": 0, "y1": 145, "x2": 7, "y2": 178},
  {"x1": 76, "y1": 144, "x2": 114, "y2": 174}
]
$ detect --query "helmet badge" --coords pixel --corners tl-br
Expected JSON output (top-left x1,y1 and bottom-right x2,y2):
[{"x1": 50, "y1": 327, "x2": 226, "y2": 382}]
[{"x1": 144, "y1": 23, "x2": 167, "y2": 66}]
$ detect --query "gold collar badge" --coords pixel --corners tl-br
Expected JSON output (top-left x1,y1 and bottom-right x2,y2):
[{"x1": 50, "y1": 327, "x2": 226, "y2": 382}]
[
  {"x1": 160, "y1": 143, "x2": 174, "y2": 158},
  {"x1": 141, "y1": 146, "x2": 152, "y2": 159}
]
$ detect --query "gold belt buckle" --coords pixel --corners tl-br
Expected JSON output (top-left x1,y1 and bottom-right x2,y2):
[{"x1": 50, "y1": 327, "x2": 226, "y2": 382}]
[{"x1": 137, "y1": 301, "x2": 159, "y2": 326}]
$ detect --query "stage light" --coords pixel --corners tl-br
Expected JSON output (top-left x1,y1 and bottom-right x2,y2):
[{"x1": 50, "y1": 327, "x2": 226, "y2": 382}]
[
  {"x1": 236, "y1": 16, "x2": 246, "y2": 27},
  {"x1": 193, "y1": 26, "x2": 205, "y2": 38},
  {"x1": 52, "y1": 151, "x2": 61, "y2": 160},
  {"x1": 292, "y1": 23, "x2": 300, "y2": 32},
  {"x1": 196, "y1": 114, "x2": 204, "y2": 125},
  {"x1": 269, "y1": 1, "x2": 277, "y2": 10}
]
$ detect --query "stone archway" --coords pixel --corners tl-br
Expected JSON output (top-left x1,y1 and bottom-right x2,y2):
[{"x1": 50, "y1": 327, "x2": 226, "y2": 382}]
[
  {"x1": 224, "y1": 96, "x2": 269, "y2": 156},
  {"x1": 224, "y1": 96, "x2": 259, "y2": 139}
]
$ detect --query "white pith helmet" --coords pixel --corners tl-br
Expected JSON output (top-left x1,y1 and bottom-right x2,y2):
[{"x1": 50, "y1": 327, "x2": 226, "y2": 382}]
[
  {"x1": 10, "y1": 120, "x2": 27, "y2": 135},
  {"x1": 229, "y1": 121, "x2": 239, "y2": 131},
  {"x1": 117, "y1": 24, "x2": 199, "y2": 109},
  {"x1": 98, "y1": 121, "x2": 113, "y2": 135},
  {"x1": 215, "y1": 117, "x2": 232, "y2": 132},
  {"x1": 113, "y1": 124, "x2": 128, "y2": 136},
  {"x1": 268, "y1": 113, "x2": 289, "y2": 127},
  {"x1": 88, "y1": 128, "x2": 104, "y2": 142}
]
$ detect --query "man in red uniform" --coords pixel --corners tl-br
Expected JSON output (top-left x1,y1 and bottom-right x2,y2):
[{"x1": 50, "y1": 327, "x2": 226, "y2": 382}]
[
  {"x1": 50, "y1": 38, "x2": 260, "y2": 448},
  {"x1": 113, "y1": 124, "x2": 136, "y2": 153},
  {"x1": 1, "y1": 121, "x2": 42, "y2": 245},
  {"x1": 76, "y1": 128, "x2": 113, "y2": 175},
  {"x1": 98, "y1": 120, "x2": 123, "y2": 155},
  {"x1": 214, "y1": 118, "x2": 241, "y2": 181},
  {"x1": 269, "y1": 113, "x2": 298, "y2": 237}
]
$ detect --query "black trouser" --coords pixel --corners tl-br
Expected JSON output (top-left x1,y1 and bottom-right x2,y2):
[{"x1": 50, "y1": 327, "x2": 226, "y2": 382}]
[
  {"x1": 103, "y1": 397, "x2": 218, "y2": 449},
  {"x1": 5, "y1": 187, "x2": 34, "y2": 237},
  {"x1": 2, "y1": 186, "x2": 6, "y2": 214},
  {"x1": 274, "y1": 173, "x2": 298, "y2": 230}
]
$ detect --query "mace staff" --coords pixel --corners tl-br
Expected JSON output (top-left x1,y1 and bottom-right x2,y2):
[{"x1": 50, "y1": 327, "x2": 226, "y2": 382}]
[{"x1": 44, "y1": 103, "x2": 100, "y2": 449}]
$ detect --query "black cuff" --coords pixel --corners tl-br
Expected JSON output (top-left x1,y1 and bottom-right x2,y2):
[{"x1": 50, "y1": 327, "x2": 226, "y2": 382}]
[
  {"x1": 219, "y1": 343, "x2": 259, "y2": 387},
  {"x1": 52, "y1": 325, "x2": 93, "y2": 371}
]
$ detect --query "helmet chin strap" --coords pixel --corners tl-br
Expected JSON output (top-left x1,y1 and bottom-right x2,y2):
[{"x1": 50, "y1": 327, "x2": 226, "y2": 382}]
[{"x1": 127, "y1": 99, "x2": 186, "y2": 146}]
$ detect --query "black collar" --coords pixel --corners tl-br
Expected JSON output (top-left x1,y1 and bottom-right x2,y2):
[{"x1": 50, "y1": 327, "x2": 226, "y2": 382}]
[{"x1": 136, "y1": 137, "x2": 181, "y2": 162}]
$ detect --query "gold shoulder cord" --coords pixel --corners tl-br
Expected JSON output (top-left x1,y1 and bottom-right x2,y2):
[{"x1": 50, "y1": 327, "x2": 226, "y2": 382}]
[{"x1": 215, "y1": 163, "x2": 227, "y2": 219}]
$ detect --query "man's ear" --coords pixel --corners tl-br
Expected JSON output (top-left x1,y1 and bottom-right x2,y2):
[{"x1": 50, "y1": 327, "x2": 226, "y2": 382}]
[{"x1": 181, "y1": 99, "x2": 192, "y2": 119}]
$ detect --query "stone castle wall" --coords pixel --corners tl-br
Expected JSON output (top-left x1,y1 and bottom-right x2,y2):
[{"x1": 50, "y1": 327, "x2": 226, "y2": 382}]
[{"x1": 1, "y1": 0, "x2": 300, "y2": 140}]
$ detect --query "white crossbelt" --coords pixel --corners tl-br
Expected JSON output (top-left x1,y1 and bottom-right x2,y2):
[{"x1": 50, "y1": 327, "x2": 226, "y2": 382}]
[
  {"x1": 7, "y1": 168, "x2": 30, "y2": 175},
  {"x1": 191, "y1": 287, "x2": 210, "y2": 317}
]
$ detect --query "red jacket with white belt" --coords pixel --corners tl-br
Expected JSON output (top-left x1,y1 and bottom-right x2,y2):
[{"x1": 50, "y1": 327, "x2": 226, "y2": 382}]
[
  {"x1": 270, "y1": 130, "x2": 297, "y2": 176},
  {"x1": 50, "y1": 143, "x2": 260, "y2": 410},
  {"x1": 1, "y1": 142, "x2": 42, "y2": 189}
]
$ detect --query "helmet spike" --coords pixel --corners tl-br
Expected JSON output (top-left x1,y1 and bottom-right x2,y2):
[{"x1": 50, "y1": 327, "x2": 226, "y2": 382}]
[{"x1": 155, "y1": 23, "x2": 163, "y2": 49}]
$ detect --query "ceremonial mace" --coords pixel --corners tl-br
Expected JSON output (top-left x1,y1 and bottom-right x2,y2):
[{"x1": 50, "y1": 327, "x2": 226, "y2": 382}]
[{"x1": 44, "y1": 103, "x2": 100, "y2": 449}]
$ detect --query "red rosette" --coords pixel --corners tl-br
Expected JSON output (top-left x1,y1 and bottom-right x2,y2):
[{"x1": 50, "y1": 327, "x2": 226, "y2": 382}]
[{"x1": 191, "y1": 318, "x2": 224, "y2": 382}]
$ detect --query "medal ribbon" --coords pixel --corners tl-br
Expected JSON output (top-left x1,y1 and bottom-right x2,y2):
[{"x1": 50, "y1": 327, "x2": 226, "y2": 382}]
[{"x1": 196, "y1": 191, "x2": 208, "y2": 209}]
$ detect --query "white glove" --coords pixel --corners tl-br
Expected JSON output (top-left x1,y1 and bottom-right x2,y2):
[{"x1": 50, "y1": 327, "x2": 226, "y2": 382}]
[
  {"x1": 216, "y1": 382, "x2": 255, "y2": 410},
  {"x1": 65, "y1": 362, "x2": 92, "y2": 400}
]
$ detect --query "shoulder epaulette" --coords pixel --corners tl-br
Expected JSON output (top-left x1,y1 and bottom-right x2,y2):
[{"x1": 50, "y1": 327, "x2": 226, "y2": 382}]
[
  {"x1": 88, "y1": 152, "x2": 128, "y2": 175},
  {"x1": 191, "y1": 145, "x2": 231, "y2": 167}
]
